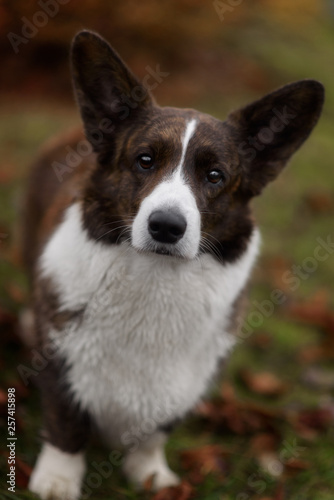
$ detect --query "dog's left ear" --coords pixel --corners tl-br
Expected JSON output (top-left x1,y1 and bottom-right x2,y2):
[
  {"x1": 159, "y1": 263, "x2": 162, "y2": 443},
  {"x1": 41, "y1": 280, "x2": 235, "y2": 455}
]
[
  {"x1": 227, "y1": 80, "x2": 324, "y2": 197},
  {"x1": 71, "y1": 30, "x2": 154, "y2": 150}
]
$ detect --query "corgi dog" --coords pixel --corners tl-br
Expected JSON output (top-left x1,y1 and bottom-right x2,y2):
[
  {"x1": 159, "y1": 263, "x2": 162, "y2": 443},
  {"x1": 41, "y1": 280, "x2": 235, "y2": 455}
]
[{"x1": 24, "y1": 30, "x2": 324, "y2": 499}]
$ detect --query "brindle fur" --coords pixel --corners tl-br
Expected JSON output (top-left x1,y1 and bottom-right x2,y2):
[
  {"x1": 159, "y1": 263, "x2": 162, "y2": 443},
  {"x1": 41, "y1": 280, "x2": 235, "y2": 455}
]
[{"x1": 22, "y1": 30, "x2": 324, "y2": 461}]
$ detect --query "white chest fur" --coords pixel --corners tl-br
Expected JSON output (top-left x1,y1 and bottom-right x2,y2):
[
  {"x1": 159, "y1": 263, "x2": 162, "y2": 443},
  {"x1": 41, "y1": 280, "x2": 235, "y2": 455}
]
[{"x1": 40, "y1": 204, "x2": 260, "y2": 440}]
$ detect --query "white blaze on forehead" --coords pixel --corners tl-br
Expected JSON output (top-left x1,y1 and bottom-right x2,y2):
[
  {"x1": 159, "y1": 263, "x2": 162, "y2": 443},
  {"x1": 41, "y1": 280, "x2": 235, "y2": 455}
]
[
  {"x1": 175, "y1": 118, "x2": 197, "y2": 178},
  {"x1": 131, "y1": 118, "x2": 201, "y2": 259}
]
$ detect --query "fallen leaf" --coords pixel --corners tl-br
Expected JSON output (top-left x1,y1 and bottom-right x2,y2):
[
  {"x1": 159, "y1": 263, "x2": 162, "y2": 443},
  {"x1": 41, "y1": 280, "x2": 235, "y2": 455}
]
[
  {"x1": 0, "y1": 166, "x2": 17, "y2": 184},
  {"x1": 304, "y1": 191, "x2": 334, "y2": 214},
  {"x1": 249, "y1": 332, "x2": 273, "y2": 349},
  {"x1": 250, "y1": 432, "x2": 279, "y2": 454},
  {"x1": 196, "y1": 397, "x2": 281, "y2": 435},
  {"x1": 291, "y1": 424, "x2": 319, "y2": 441},
  {"x1": 273, "y1": 482, "x2": 285, "y2": 500},
  {"x1": 151, "y1": 481, "x2": 194, "y2": 500},
  {"x1": 221, "y1": 381, "x2": 236, "y2": 402},
  {"x1": 287, "y1": 296, "x2": 334, "y2": 333},
  {"x1": 0, "y1": 388, "x2": 7, "y2": 415},
  {"x1": 265, "y1": 255, "x2": 292, "y2": 293},
  {"x1": 6, "y1": 379, "x2": 30, "y2": 400},
  {"x1": 250, "y1": 433, "x2": 282, "y2": 477},
  {"x1": 15, "y1": 456, "x2": 32, "y2": 488},
  {"x1": 298, "y1": 345, "x2": 326, "y2": 363},
  {"x1": 288, "y1": 295, "x2": 334, "y2": 359},
  {"x1": 297, "y1": 408, "x2": 332, "y2": 431},
  {"x1": 7, "y1": 283, "x2": 26, "y2": 304},
  {"x1": 240, "y1": 370, "x2": 287, "y2": 396},
  {"x1": 284, "y1": 457, "x2": 311, "y2": 472},
  {"x1": 181, "y1": 444, "x2": 226, "y2": 483},
  {"x1": 144, "y1": 473, "x2": 154, "y2": 491}
]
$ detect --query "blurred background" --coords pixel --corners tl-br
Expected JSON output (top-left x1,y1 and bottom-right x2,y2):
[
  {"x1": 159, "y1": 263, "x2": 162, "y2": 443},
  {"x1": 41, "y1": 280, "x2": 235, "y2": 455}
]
[{"x1": 0, "y1": 1, "x2": 333, "y2": 499}]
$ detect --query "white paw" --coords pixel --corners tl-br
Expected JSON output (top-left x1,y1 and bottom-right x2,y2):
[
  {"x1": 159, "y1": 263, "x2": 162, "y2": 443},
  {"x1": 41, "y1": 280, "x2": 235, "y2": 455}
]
[
  {"x1": 152, "y1": 468, "x2": 181, "y2": 491},
  {"x1": 124, "y1": 454, "x2": 181, "y2": 492},
  {"x1": 29, "y1": 472, "x2": 81, "y2": 500},
  {"x1": 123, "y1": 433, "x2": 180, "y2": 492},
  {"x1": 29, "y1": 443, "x2": 85, "y2": 500}
]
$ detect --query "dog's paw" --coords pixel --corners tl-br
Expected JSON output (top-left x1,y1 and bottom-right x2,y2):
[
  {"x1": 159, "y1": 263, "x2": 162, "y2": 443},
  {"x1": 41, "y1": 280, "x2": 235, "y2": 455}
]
[
  {"x1": 123, "y1": 438, "x2": 180, "y2": 492},
  {"x1": 124, "y1": 456, "x2": 181, "y2": 492},
  {"x1": 29, "y1": 472, "x2": 81, "y2": 500},
  {"x1": 151, "y1": 468, "x2": 181, "y2": 491},
  {"x1": 29, "y1": 443, "x2": 85, "y2": 500}
]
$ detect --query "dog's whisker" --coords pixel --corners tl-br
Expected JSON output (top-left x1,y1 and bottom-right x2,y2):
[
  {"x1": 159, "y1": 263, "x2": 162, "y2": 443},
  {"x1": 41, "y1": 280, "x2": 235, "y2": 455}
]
[{"x1": 95, "y1": 225, "x2": 131, "y2": 242}]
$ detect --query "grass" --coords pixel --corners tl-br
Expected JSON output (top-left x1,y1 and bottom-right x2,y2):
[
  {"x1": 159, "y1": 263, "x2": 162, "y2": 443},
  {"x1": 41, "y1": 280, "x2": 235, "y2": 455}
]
[{"x1": 1, "y1": 9, "x2": 334, "y2": 500}]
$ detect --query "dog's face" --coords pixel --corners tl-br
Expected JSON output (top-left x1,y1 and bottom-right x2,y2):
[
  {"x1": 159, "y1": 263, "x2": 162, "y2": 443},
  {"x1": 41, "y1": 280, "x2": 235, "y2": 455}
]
[{"x1": 71, "y1": 31, "x2": 324, "y2": 263}]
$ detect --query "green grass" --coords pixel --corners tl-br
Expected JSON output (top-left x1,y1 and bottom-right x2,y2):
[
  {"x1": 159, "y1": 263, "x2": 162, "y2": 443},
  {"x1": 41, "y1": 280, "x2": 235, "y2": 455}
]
[{"x1": 1, "y1": 10, "x2": 334, "y2": 500}]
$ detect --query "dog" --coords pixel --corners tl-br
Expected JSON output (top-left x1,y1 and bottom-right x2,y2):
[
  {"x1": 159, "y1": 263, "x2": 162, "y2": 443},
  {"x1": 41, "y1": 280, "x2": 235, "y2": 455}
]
[{"x1": 23, "y1": 30, "x2": 324, "y2": 499}]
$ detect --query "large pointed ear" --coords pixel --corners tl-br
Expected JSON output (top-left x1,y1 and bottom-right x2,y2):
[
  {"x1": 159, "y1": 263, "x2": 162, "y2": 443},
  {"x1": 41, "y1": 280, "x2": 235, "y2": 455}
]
[
  {"x1": 71, "y1": 30, "x2": 154, "y2": 151},
  {"x1": 227, "y1": 80, "x2": 324, "y2": 197}
]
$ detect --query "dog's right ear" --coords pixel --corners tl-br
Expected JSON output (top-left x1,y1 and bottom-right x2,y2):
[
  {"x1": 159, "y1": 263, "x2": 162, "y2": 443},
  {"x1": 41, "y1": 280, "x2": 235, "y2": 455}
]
[{"x1": 71, "y1": 31, "x2": 154, "y2": 151}]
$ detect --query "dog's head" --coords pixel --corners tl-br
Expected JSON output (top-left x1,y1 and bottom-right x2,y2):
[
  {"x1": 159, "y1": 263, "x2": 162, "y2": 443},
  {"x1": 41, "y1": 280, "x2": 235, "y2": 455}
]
[{"x1": 71, "y1": 31, "x2": 324, "y2": 262}]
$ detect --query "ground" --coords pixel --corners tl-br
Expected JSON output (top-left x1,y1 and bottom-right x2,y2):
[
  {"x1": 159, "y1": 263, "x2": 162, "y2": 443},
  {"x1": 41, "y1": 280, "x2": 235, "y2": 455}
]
[{"x1": 0, "y1": 8, "x2": 334, "y2": 500}]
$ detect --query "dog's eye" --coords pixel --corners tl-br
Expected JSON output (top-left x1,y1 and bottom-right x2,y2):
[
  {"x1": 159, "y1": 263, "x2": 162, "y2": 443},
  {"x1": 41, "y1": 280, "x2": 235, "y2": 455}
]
[
  {"x1": 206, "y1": 169, "x2": 224, "y2": 184},
  {"x1": 137, "y1": 154, "x2": 154, "y2": 170}
]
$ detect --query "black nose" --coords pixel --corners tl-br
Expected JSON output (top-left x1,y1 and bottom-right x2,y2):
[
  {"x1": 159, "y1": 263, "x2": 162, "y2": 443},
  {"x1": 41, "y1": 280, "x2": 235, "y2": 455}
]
[{"x1": 148, "y1": 210, "x2": 187, "y2": 244}]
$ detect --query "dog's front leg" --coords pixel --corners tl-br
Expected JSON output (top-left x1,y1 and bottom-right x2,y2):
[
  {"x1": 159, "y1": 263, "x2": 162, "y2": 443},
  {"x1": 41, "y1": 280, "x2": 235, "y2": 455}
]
[
  {"x1": 29, "y1": 359, "x2": 90, "y2": 500},
  {"x1": 123, "y1": 431, "x2": 180, "y2": 491}
]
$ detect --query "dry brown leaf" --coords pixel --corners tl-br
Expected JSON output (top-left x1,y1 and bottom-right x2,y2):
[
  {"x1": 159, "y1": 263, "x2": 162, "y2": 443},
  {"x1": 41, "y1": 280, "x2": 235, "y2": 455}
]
[
  {"x1": 250, "y1": 433, "x2": 283, "y2": 477},
  {"x1": 284, "y1": 457, "x2": 311, "y2": 472},
  {"x1": 249, "y1": 332, "x2": 273, "y2": 349},
  {"x1": 297, "y1": 408, "x2": 332, "y2": 431},
  {"x1": 0, "y1": 388, "x2": 7, "y2": 405},
  {"x1": 220, "y1": 381, "x2": 236, "y2": 402},
  {"x1": 7, "y1": 283, "x2": 26, "y2": 304},
  {"x1": 304, "y1": 191, "x2": 334, "y2": 214},
  {"x1": 249, "y1": 432, "x2": 279, "y2": 454},
  {"x1": 181, "y1": 444, "x2": 226, "y2": 484},
  {"x1": 240, "y1": 370, "x2": 287, "y2": 396},
  {"x1": 273, "y1": 481, "x2": 285, "y2": 500},
  {"x1": 265, "y1": 256, "x2": 292, "y2": 293},
  {"x1": 196, "y1": 393, "x2": 283, "y2": 436},
  {"x1": 0, "y1": 388, "x2": 7, "y2": 416},
  {"x1": 144, "y1": 473, "x2": 154, "y2": 491},
  {"x1": 7, "y1": 379, "x2": 30, "y2": 400},
  {"x1": 292, "y1": 424, "x2": 319, "y2": 441},
  {"x1": 15, "y1": 456, "x2": 32, "y2": 488},
  {"x1": 151, "y1": 481, "x2": 194, "y2": 500},
  {"x1": 287, "y1": 295, "x2": 334, "y2": 335},
  {"x1": 298, "y1": 345, "x2": 327, "y2": 363},
  {"x1": 288, "y1": 406, "x2": 333, "y2": 441}
]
